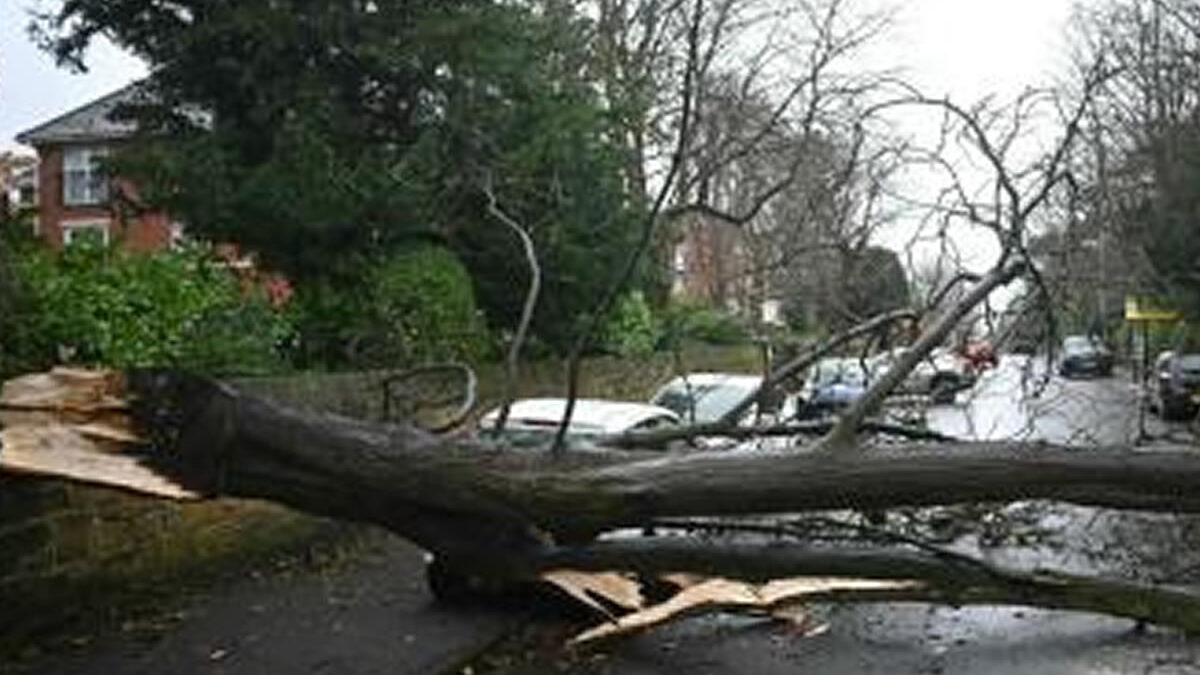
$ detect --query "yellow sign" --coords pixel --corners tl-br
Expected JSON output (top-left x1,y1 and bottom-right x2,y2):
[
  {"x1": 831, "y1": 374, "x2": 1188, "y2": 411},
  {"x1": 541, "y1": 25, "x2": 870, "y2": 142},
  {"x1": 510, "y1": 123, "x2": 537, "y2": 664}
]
[{"x1": 1125, "y1": 295, "x2": 1182, "y2": 322}]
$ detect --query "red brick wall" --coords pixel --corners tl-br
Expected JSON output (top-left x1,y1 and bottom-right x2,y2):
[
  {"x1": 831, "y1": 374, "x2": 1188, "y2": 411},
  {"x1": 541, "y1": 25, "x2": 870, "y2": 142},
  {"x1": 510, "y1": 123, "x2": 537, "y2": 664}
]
[{"x1": 35, "y1": 143, "x2": 173, "y2": 252}]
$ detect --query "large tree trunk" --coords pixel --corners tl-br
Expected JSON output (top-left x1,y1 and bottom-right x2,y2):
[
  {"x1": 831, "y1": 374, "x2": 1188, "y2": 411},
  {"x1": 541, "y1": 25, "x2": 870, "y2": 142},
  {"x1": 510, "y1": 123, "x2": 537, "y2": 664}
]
[{"x1": 7, "y1": 368, "x2": 1200, "y2": 634}]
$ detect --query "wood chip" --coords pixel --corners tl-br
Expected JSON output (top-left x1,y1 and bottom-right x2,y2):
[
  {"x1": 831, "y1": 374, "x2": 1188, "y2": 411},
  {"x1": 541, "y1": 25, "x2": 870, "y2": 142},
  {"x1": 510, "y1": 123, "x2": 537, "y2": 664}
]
[{"x1": 541, "y1": 570, "x2": 645, "y2": 616}]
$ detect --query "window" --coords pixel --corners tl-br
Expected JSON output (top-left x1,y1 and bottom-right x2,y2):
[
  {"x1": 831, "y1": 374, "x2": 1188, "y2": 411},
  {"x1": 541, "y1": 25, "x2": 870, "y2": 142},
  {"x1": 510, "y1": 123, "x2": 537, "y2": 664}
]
[
  {"x1": 62, "y1": 146, "x2": 109, "y2": 206},
  {"x1": 168, "y1": 221, "x2": 187, "y2": 250},
  {"x1": 62, "y1": 220, "x2": 110, "y2": 247}
]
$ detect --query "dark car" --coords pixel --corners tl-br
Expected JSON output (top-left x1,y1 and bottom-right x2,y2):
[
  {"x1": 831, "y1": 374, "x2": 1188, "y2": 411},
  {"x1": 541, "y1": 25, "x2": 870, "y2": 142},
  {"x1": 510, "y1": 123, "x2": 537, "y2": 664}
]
[
  {"x1": 1153, "y1": 352, "x2": 1200, "y2": 421},
  {"x1": 1058, "y1": 335, "x2": 1114, "y2": 378},
  {"x1": 795, "y1": 358, "x2": 869, "y2": 418}
]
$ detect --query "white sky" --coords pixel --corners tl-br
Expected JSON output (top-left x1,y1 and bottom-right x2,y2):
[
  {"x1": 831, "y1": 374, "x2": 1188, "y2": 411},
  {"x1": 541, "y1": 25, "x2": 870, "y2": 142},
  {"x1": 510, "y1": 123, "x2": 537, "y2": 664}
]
[
  {"x1": 895, "y1": 0, "x2": 1076, "y2": 101},
  {"x1": 875, "y1": 0, "x2": 1079, "y2": 277},
  {"x1": 3, "y1": 0, "x2": 1076, "y2": 154},
  {"x1": 1, "y1": 1, "x2": 147, "y2": 153}
]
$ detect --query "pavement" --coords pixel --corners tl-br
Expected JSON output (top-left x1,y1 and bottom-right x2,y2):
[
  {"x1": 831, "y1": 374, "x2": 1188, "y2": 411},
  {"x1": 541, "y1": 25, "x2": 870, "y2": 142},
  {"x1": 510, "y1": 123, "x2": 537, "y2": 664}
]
[
  {"x1": 0, "y1": 533, "x2": 518, "y2": 675},
  {"x1": 6, "y1": 355, "x2": 1200, "y2": 674}
]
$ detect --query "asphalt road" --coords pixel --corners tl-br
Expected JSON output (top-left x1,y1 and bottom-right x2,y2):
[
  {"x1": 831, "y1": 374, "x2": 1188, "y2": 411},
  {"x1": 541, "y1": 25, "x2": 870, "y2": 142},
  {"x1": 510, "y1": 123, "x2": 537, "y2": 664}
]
[
  {"x1": 1, "y1": 533, "x2": 517, "y2": 675},
  {"x1": 926, "y1": 354, "x2": 1153, "y2": 445},
  {"x1": 549, "y1": 356, "x2": 1200, "y2": 674},
  {"x1": 6, "y1": 356, "x2": 1200, "y2": 675}
]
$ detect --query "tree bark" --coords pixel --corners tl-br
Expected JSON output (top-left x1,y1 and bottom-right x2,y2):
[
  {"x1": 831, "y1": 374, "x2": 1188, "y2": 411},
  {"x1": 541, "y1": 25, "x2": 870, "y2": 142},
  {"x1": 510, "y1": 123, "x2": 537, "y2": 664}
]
[{"x1": 9, "y1": 368, "x2": 1200, "y2": 632}]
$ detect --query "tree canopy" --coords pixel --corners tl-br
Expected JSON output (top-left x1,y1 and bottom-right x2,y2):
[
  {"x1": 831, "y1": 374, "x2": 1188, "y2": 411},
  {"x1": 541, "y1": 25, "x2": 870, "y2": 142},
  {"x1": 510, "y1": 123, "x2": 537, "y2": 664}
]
[{"x1": 38, "y1": 0, "x2": 650, "y2": 352}]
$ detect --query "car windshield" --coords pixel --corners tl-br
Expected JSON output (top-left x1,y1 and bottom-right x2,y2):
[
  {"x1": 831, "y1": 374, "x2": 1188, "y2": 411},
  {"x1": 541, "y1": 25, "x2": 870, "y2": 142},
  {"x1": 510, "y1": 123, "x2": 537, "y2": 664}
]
[
  {"x1": 1176, "y1": 354, "x2": 1200, "y2": 374},
  {"x1": 812, "y1": 359, "x2": 868, "y2": 386},
  {"x1": 653, "y1": 380, "x2": 757, "y2": 424},
  {"x1": 1063, "y1": 336, "x2": 1098, "y2": 354}
]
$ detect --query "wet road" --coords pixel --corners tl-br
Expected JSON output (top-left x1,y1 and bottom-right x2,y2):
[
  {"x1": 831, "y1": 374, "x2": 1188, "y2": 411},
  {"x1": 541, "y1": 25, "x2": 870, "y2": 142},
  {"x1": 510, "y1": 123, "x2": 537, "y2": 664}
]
[
  {"x1": 568, "y1": 356, "x2": 1200, "y2": 675},
  {"x1": 927, "y1": 355, "x2": 1154, "y2": 445}
]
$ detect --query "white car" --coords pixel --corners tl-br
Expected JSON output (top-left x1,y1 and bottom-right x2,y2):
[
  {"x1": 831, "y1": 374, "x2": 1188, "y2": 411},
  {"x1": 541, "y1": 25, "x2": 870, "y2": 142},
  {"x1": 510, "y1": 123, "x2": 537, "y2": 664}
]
[
  {"x1": 478, "y1": 398, "x2": 680, "y2": 445},
  {"x1": 431, "y1": 398, "x2": 678, "y2": 600},
  {"x1": 649, "y1": 372, "x2": 786, "y2": 426}
]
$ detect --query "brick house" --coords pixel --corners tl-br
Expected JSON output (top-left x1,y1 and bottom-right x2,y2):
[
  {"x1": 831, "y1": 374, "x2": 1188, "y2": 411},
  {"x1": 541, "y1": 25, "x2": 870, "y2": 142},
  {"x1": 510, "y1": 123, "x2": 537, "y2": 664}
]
[
  {"x1": 15, "y1": 83, "x2": 182, "y2": 251},
  {"x1": 671, "y1": 218, "x2": 785, "y2": 327}
]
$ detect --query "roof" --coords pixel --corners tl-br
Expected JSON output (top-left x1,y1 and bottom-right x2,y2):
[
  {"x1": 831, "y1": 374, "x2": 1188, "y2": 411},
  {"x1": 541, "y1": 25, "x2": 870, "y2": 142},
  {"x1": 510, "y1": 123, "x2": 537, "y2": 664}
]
[{"x1": 16, "y1": 83, "x2": 148, "y2": 147}]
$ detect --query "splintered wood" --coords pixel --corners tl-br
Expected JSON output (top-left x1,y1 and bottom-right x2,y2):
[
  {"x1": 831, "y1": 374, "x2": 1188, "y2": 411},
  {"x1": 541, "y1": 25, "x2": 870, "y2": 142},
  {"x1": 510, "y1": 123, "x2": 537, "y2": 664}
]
[
  {"x1": 0, "y1": 368, "x2": 197, "y2": 500},
  {"x1": 542, "y1": 569, "x2": 924, "y2": 644}
]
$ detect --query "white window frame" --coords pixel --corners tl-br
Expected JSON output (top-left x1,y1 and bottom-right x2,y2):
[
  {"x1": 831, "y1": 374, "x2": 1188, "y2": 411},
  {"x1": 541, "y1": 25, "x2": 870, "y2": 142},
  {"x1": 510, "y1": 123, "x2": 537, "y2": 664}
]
[
  {"x1": 62, "y1": 146, "x2": 110, "y2": 206},
  {"x1": 168, "y1": 221, "x2": 188, "y2": 251},
  {"x1": 61, "y1": 219, "x2": 111, "y2": 247}
]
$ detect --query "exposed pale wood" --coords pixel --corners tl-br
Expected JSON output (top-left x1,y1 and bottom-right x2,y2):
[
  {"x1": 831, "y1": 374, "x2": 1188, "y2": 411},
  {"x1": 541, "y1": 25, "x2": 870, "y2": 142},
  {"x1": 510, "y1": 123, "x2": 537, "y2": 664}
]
[
  {"x1": 0, "y1": 367, "x2": 196, "y2": 499},
  {"x1": 0, "y1": 425, "x2": 198, "y2": 499},
  {"x1": 541, "y1": 570, "x2": 644, "y2": 615},
  {"x1": 1, "y1": 368, "x2": 128, "y2": 411},
  {"x1": 567, "y1": 575, "x2": 921, "y2": 643}
]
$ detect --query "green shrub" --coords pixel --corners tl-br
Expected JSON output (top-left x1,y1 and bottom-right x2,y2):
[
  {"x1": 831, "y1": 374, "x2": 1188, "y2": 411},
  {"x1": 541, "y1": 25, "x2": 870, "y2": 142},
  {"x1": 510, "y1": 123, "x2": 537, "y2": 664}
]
[
  {"x1": 0, "y1": 211, "x2": 46, "y2": 377},
  {"x1": 22, "y1": 244, "x2": 294, "y2": 374},
  {"x1": 294, "y1": 245, "x2": 493, "y2": 369},
  {"x1": 601, "y1": 291, "x2": 661, "y2": 357},
  {"x1": 662, "y1": 300, "x2": 750, "y2": 346}
]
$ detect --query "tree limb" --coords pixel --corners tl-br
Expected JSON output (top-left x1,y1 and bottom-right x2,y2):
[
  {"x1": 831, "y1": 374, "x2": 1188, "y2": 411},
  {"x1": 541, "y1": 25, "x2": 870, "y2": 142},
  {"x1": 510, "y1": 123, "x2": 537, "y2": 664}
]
[{"x1": 484, "y1": 183, "x2": 541, "y2": 433}]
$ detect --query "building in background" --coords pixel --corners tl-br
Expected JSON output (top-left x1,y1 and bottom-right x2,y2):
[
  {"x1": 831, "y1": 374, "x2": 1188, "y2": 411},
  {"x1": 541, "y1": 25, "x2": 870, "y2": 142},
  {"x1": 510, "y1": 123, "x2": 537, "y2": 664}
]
[
  {"x1": 15, "y1": 83, "x2": 181, "y2": 250},
  {"x1": 0, "y1": 151, "x2": 37, "y2": 215},
  {"x1": 12, "y1": 85, "x2": 290, "y2": 306}
]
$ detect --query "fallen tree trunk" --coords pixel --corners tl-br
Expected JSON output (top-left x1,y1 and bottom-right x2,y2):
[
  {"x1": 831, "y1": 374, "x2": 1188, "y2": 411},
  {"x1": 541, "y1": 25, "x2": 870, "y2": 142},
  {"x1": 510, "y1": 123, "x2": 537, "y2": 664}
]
[
  {"x1": 7, "y1": 369, "x2": 1200, "y2": 548},
  {"x1": 6, "y1": 368, "x2": 1200, "y2": 634}
]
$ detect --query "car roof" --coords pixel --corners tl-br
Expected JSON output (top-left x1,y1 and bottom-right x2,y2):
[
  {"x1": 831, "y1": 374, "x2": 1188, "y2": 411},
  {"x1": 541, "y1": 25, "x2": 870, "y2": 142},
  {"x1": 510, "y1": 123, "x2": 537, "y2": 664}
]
[
  {"x1": 657, "y1": 372, "x2": 762, "y2": 389},
  {"x1": 480, "y1": 398, "x2": 679, "y2": 434}
]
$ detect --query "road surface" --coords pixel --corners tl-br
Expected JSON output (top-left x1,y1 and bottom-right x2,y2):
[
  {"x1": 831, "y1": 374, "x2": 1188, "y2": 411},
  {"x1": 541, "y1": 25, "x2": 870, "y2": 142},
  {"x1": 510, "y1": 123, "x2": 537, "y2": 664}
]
[{"x1": 483, "y1": 356, "x2": 1200, "y2": 674}]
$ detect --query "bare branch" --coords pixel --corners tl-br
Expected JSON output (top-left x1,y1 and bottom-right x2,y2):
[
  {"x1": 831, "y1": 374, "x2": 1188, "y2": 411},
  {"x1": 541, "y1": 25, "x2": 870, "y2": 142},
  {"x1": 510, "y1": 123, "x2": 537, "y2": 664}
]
[{"x1": 483, "y1": 182, "x2": 541, "y2": 434}]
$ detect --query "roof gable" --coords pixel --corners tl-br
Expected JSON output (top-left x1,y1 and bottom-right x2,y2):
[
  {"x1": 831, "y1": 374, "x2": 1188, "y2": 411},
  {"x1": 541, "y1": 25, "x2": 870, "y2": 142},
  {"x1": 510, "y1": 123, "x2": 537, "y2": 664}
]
[{"x1": 16, "y1": 83, "x2": 147, "y2": 147}]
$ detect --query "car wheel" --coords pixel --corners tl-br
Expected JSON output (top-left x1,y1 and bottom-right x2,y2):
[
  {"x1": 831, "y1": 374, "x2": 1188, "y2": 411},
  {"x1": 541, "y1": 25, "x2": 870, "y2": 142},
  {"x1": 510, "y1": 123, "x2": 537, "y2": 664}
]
[
  {"x1": 1163, "y1": 398, "x2": 1189, "y2": 422},
  {"x1": 930, "y1": 376, "x2": 957, "y2": 405}
]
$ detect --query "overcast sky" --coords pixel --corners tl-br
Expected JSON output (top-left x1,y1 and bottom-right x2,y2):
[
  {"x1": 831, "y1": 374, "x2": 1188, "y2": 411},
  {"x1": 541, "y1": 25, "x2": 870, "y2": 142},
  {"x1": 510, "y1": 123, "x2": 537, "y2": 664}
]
[
  {"x1": 1, "y1": 1, "x2": 146, "y2": 153},
  {"x1": 3, "y1": 0, "x2": 1077, "y2": 148},
  {"x1": 897, "y1": 0, "x2": 1076, "y2": 100}
]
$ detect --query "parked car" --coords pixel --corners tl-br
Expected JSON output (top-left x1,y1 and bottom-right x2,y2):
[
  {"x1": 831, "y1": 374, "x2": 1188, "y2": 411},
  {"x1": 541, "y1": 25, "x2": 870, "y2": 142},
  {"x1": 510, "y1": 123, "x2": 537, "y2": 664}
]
[
  {"x1": 1058, "y1": 335, "x2": 1114, "y2": 378},
  {"x1": 867, "y1": 347, "x2": 975, "y2": 404},
  {"x1": 649, "y1": 373, "x2": 786, "y2": 425},
  {"x1": 430, "y1": 397, "x2": 680, "y2": 600},
  {"x1": 478, "y1": 398, "x2": 680, "y2": 447},
  {"x1": 1151, "y1": 351, "x2": 1200, "y2": 421},
  {"x1": 796, "y1": 357, "x2": 870, "y2": 418}
]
